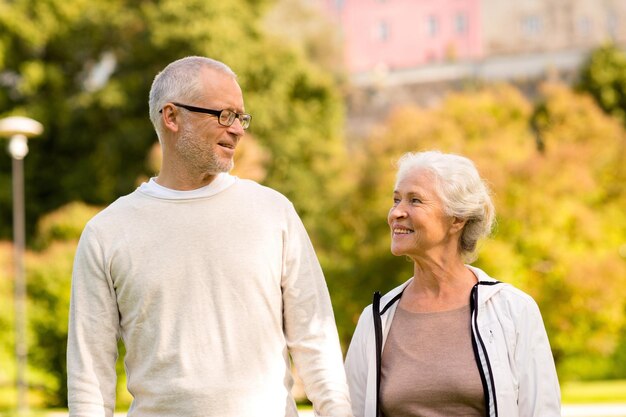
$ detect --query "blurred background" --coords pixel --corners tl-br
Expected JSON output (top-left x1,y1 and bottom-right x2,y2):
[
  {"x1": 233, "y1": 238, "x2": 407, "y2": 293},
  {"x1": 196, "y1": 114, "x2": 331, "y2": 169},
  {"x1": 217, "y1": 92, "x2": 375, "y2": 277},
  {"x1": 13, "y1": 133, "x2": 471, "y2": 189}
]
[{"x1": 0, "y1": 0, "x2": 625, "y2": 414}]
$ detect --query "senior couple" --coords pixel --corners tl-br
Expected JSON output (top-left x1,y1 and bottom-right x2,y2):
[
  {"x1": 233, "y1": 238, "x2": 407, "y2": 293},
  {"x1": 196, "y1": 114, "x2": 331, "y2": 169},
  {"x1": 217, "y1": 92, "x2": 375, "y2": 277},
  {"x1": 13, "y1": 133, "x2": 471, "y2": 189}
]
[{"x1": 67, "y1": 56, "x2": 561, "y2": 417}]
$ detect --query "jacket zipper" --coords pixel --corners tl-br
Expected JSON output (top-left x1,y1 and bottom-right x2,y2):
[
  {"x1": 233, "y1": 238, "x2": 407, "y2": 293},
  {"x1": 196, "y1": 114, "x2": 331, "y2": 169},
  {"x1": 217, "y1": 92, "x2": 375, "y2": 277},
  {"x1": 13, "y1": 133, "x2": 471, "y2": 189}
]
[
  {"x1": 470, "y1": 281, "x2": 501, "y2": 417},
  {"x1": 373, "y1": 281, "x2": 500, "y2": 417}
]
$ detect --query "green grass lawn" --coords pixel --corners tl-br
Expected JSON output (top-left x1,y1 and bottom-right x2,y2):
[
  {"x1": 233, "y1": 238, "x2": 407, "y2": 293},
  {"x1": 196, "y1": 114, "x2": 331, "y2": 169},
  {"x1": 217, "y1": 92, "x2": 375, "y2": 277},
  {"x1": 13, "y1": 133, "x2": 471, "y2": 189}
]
[
  {"x1": 561, "y1": 379, "x2": 626, "y2": 404},
  {"x1": 1, "y1": 380, "x2": 625, "y2": 416}
]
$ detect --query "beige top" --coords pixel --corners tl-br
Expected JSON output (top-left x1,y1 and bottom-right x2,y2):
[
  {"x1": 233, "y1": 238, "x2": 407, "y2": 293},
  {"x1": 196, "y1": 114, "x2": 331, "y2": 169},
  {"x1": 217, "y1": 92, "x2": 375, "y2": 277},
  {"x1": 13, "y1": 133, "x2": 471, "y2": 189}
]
[
  {"x1": 67, "y1": 176, "x2": 352, "y2": 417},
  {"x1": 380, "y1": 304, "x2": 485, "y2": 417}
]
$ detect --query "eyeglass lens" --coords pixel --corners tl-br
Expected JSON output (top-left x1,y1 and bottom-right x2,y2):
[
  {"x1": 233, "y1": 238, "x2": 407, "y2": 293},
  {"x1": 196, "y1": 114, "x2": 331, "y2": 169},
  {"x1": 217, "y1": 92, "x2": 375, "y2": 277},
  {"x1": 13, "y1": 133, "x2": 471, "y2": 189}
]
[{"x1": 219, "y1": 110, "x2": 251, "y2": 129}]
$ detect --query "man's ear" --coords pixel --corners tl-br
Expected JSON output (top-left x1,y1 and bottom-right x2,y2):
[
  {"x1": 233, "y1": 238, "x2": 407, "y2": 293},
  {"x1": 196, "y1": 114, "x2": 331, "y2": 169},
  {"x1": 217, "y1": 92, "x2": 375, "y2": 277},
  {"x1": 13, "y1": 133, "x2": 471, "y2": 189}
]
[{"x1": 161, "y1": 103, "x2": 181, "y2": 133}]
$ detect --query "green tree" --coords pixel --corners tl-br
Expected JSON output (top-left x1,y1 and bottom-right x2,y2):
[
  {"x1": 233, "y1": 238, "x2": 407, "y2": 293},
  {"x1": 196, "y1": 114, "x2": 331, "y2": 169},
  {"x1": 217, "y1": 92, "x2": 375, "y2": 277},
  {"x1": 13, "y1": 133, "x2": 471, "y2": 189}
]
[
  {"x1": 263, "y1": 0, "x2": 346, "y2": 76},
  {"x1": 0, "y1": 0, "x2": 346, "y2": 245},
  {"x1": 0, "y1": 0, "x2": 349, "y2": 407},
  {"x1": 518, "y1": 83, "x2": 626, "y2": 379},
  {"x1": 331, "y1": 82, "x2": 626, "y2": 382},
  {"x1": 578, "y1": 43, "x2": 626, "y2": 125},
  {"x1": 0, "y1": 203, "x2": 101, "y2": 407},
  {"x1": 329, "y1": 84, "x2": 535, "y2": 344},
  {"x1": 0, "y1": 242, "x2": 18, "y2": 406}
]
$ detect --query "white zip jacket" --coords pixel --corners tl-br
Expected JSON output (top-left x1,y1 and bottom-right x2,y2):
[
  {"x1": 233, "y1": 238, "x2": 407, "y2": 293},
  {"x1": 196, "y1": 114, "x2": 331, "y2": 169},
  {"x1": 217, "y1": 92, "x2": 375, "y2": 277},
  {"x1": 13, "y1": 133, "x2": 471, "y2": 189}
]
[{"x1": 344, "y1": 265, "x2": 561, "y2": 417}]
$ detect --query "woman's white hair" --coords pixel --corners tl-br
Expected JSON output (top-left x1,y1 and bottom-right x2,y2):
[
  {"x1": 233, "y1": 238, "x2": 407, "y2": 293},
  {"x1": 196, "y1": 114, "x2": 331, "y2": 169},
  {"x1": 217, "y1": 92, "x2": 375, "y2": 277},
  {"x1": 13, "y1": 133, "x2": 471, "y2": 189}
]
[
  {"x1": 395, "y1": 150, "x2": 495, "y2": 262},
  {"x1": 148, "y1": 56, "x2": 236, "y2": 141}
]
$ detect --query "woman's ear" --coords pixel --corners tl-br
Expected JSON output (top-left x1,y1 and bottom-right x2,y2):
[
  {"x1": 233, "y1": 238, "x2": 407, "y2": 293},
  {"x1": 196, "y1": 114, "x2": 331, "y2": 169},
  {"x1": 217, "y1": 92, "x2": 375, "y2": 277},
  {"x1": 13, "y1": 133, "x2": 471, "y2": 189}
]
[{"x1": 451, "y1": 217, "x2": 467, "y2": 234}]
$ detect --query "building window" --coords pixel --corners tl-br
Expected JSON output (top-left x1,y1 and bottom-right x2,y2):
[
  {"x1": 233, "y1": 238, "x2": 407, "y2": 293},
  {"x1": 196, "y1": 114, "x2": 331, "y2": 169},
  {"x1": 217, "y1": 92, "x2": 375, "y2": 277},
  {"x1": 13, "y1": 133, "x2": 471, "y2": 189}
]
[
  {"x1": 427, "y1": 15, "x2": 439, "y2": 37},
  {"x1": 521, "y1": 15, "x2": 542, "y2": 35},
  {"x1": 577, "y1": 16, "x2": 591, "y2": 36},
  {"x1": 454, "y1": 13, "x2": 468, "y2": 34},
  {"x1": 607, "y1": 12, "x2": 617, "y2": 39},
  {"x1": 375, "y1": 21, "x2": 390, "y2": 41}
]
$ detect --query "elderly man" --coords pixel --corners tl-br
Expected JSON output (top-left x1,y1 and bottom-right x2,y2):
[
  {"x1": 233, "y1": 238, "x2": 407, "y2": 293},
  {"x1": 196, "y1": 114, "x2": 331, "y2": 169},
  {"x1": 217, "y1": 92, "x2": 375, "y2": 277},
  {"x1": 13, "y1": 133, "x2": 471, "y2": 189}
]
[{"x1": 67, "y1": 56, "x2": 352, "y2": 417}]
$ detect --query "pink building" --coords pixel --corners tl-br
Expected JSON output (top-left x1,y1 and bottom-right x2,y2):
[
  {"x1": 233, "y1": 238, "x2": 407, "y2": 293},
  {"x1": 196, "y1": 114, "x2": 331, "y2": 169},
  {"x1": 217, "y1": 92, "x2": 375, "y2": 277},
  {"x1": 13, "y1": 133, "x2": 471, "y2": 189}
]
[{"x1": 317, "y1": 0, "x2": 483, "y2": 74}]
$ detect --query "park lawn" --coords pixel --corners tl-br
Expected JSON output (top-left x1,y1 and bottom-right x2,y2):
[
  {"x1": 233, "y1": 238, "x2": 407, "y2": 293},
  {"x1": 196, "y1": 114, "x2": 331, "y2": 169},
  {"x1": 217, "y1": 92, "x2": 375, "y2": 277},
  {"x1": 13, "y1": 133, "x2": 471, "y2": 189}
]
[
  {"x1": 561, "y1": 379, "x2": 626, "y2": 404},
  {"x1": 2, "y1": 380, "x2": 626, "y2": 416}
]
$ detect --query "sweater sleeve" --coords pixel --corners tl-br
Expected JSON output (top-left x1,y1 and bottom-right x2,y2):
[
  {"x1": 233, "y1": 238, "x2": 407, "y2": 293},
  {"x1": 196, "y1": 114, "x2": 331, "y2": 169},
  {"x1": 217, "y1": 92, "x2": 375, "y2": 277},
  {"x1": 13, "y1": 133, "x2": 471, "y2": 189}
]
[
  {"x1": 67, "y1": 224, "x2": 121, "y2": 417},
  {"x1": 281, "y1": 204, "x2": 353, "y2": 417},
  {"x1": 514, "y1": 296, "x2": 561, "y2": 416}
]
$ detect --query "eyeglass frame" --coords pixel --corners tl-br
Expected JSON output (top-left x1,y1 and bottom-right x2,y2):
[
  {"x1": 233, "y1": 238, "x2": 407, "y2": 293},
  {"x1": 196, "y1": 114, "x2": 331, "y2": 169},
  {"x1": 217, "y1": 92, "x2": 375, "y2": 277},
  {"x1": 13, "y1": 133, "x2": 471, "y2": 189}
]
[{"x1": 160, "y1": 102, "x2": 251, "y2": 130}]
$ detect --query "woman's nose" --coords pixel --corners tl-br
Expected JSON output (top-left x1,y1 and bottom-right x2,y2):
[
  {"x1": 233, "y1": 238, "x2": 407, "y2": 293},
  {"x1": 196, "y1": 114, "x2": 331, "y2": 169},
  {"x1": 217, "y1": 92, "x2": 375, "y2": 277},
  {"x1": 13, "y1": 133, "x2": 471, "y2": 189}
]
[{"x1": 388, "y1": 204, "x2": 406, "y2": 220}]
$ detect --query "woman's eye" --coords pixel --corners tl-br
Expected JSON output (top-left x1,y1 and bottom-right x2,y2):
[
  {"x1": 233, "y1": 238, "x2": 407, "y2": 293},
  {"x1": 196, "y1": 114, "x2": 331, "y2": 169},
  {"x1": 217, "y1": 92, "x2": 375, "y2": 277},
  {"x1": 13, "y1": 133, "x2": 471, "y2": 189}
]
[
  {"x1": 392, "y1": 198, "x2": 400, "y2": 205},
  {"x1": 411, "y1": 198, "x2": 422, "y2": 204}
]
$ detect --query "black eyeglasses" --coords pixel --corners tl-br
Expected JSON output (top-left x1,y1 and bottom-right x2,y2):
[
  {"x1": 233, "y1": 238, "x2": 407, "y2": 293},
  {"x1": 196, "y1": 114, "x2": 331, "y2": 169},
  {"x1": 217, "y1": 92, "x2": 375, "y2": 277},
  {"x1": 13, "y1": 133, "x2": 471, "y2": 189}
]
[{"x1": 161, "y1": 102, "x2": 251, "y2": 130}]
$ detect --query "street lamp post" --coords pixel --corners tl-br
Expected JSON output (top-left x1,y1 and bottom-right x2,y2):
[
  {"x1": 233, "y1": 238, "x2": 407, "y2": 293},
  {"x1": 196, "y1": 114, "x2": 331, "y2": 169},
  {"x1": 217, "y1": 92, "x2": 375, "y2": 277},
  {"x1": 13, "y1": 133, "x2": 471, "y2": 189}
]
[{"x1": 0, "y1": 116, "x2": 43, "y2": 415}]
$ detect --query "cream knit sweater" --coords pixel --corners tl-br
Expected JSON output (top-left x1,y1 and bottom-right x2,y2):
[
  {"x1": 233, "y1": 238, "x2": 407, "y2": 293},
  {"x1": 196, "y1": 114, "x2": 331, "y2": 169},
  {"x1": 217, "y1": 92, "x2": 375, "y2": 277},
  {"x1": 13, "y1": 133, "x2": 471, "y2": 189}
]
[{"x1": 67, "y1": 175, "x2": 352, "y2": 417}]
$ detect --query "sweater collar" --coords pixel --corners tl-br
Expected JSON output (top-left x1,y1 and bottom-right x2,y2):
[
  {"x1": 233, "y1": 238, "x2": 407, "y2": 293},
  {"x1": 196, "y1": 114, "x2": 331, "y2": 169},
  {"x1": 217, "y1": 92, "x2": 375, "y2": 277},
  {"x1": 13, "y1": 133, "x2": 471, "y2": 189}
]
[{"x1": 138, "y1": 173, "x2": 237, "y2": 200}]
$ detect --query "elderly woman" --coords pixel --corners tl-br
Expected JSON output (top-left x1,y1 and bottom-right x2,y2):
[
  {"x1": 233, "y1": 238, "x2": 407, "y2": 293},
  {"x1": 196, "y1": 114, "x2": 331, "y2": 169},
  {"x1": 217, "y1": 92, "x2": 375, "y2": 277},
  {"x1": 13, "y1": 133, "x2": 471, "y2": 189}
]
[{"x1": 344, "y1": 151, "x2": 561, "y2": 417}]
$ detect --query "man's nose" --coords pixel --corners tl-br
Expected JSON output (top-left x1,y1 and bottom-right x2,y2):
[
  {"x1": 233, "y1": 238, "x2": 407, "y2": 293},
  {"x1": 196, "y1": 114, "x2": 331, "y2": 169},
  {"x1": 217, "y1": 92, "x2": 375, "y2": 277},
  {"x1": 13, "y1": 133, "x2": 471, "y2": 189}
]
[{"x1": 227, "y1": 118, "x2": 245, "y2": 136}]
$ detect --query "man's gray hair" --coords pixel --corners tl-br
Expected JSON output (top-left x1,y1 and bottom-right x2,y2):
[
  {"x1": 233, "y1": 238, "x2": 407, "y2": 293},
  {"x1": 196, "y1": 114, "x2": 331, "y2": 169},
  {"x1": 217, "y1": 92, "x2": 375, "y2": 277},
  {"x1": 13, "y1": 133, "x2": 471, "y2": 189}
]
[
  {"x1": 148, "y1": 56, "x2": 236, "y2": 140},
  {"x1": 395, "y1": 150, "x2": 495, "y2": 262}
]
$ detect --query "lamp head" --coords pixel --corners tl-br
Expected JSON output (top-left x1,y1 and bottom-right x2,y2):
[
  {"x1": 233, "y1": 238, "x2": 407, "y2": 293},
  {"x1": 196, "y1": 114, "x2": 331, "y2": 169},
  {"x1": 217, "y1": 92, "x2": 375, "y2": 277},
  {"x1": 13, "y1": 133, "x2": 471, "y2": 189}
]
[
  {"x1": 0, "y1": 116, "x2": 43, "y2": 138},
  {"x1": 0, "y1": 116, "x2": 44, "y2": 159}
]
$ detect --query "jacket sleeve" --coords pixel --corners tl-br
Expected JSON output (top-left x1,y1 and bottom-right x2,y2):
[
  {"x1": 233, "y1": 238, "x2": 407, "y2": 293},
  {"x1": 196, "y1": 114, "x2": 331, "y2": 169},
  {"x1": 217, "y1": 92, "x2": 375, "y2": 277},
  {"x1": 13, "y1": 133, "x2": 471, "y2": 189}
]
[
  {"x1": 344, "y1": 307, "x2": 372, "y2": 417},
  {"x1": 281, "y1": 204, "x2": 353, "y2": 417},
  {"x1": 67, "y1": 225, "x2": 120, "y2": 417},
  {"x1": 515, "y1": 297, "x2": 561, "y2": 416}
]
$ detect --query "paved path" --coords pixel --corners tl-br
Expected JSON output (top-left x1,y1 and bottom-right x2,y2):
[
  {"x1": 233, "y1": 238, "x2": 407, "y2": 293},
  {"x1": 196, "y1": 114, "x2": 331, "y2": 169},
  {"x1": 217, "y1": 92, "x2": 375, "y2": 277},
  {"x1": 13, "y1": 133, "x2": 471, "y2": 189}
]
[{"x1": 562, "y1": 404, "x2": 626, "y2": 417}]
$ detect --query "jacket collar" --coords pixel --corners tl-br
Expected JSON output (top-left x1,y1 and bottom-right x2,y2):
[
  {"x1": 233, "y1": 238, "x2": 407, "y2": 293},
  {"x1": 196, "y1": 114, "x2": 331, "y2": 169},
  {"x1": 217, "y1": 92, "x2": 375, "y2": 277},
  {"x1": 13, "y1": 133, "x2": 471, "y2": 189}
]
[
  {"x1": 467, "y1": 265, "x2": 505, "y2": 304},
  {"x1": 378, "y1": 265, "x2": 504, "y2": 314}
]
